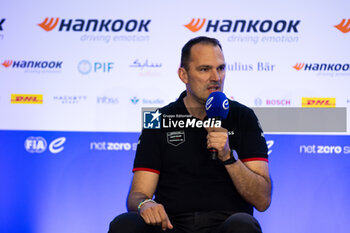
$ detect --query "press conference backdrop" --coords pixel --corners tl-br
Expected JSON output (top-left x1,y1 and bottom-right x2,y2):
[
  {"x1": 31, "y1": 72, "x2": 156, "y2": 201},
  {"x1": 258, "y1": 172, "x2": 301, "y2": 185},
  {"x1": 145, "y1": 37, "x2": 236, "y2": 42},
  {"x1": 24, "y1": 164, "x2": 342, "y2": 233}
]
[{"x1": 0, "y1": 0, "x2": 349, "y2": 232}]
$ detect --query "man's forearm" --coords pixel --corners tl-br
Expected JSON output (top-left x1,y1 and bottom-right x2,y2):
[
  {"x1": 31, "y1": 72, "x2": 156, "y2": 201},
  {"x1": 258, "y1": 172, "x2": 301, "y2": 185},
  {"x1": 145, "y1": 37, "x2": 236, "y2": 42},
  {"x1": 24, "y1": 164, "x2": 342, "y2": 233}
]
[
  {"x1": 127, "y1": 191, "x2": 151, "y2": 212},
  {"x1": 225, "y1": 160, "x2": 271, "y2": 212}
]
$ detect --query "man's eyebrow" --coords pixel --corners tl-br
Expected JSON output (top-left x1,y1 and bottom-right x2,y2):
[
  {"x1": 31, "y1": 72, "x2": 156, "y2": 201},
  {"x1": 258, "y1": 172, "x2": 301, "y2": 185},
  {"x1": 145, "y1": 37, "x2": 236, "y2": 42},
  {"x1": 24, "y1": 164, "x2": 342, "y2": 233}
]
[
  {"x1": 198, "y1": 65, "x2": 211, "y2": 67},
  {"x1": 197, "y1": 65, "x2": 212, "y2": 69}
]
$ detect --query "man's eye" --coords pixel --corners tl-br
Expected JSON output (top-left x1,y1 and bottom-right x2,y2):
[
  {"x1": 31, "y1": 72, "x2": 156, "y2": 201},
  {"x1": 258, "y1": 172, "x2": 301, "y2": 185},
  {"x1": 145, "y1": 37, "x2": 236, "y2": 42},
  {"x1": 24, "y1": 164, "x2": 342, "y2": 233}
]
[{"x1": 200, "y1": 67, "x2": 209, "y2": 72}]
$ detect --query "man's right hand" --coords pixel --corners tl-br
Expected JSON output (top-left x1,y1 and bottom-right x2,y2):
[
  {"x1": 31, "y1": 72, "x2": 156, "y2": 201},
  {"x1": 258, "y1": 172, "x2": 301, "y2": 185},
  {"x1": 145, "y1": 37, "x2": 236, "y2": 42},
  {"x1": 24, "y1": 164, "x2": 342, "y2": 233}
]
[{"x1": 139, "y1": 201, "x2": 173, "y2": 231}]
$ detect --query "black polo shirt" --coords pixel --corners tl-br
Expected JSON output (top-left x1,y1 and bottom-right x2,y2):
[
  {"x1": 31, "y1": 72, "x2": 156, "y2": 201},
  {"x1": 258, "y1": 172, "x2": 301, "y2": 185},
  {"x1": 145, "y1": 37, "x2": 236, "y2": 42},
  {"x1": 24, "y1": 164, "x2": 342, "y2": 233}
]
[{"x1": 133, "y1": 91, "x2": 268, "y2": 215}]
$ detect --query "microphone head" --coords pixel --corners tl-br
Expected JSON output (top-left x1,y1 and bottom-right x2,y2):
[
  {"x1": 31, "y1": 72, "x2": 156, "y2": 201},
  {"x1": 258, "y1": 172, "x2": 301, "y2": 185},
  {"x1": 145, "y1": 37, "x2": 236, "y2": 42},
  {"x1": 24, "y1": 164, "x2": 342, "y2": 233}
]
[{"x1": 205, "y1": 92, "x2": 229, "y2": 120}]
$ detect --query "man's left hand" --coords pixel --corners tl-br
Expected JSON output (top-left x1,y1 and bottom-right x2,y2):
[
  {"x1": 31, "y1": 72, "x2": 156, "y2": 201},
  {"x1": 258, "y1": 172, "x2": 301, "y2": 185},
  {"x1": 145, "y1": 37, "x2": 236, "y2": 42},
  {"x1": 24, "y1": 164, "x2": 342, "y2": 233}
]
[{"x1": 206, "y1": 127, "x2": 231, "y2": 161}]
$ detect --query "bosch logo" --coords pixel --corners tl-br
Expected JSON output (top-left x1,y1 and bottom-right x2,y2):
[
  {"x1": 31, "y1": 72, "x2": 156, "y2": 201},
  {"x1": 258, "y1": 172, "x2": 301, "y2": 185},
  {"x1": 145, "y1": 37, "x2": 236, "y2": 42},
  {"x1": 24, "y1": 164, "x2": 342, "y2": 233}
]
[{"x1": 255, "y1": 98, "x2": 262, "y2": 106}]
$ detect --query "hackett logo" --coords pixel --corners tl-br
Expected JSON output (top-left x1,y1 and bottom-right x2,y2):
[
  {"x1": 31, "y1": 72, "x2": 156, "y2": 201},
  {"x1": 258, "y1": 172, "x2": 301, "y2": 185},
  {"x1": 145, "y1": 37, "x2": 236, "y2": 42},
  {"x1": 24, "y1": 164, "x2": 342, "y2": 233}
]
[
  {"x1": 334, "y1": 19, "x2": 350, "y2": 33},
  {"x1": 184, "y1": 18, "x2": 300, "y2": 33},
  {"x1": 38, "y1": 18, "x2": 151, "y2": 32}
]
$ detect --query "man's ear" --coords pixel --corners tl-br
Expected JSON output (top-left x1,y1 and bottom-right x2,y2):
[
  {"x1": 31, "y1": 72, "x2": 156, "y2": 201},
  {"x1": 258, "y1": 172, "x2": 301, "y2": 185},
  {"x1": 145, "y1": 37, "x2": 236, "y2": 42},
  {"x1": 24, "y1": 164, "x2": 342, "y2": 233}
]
[{"x1": 178, "y1": 67, "x2": 188, "y2": 84}]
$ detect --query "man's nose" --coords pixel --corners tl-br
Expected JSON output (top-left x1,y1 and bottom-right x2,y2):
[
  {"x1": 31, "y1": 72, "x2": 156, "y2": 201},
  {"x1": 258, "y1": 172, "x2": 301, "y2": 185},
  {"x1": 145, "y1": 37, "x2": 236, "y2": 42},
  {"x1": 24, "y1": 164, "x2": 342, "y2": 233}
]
[{"x1": 210, "y1": 69, "x2": 221, "y2": 81}]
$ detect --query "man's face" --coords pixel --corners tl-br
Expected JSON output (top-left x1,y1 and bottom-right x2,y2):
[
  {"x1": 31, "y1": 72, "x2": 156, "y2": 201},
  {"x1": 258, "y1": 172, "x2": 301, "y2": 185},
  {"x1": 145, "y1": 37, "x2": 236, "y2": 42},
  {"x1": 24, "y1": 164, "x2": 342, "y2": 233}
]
[{"x1": 180, "y1": 43, "x2": 226, "y2": 105}]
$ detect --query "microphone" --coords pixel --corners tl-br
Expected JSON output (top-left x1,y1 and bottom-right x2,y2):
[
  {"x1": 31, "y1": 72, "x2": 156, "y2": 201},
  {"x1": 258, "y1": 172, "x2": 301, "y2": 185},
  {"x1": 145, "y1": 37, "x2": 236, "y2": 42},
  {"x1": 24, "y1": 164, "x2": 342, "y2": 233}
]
[{"x1": 205, "y1": 92, "x2": 229, "y2": 160}]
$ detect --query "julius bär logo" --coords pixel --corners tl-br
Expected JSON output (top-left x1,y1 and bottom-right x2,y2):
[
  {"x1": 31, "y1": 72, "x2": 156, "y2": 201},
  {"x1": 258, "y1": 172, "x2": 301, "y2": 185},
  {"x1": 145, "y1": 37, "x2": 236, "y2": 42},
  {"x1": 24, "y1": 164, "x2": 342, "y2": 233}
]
[
  {"x1": 302, "y1": 97, "x2": 336, "y2": 108},
  {"x1": 2, "y1": 60, "x2": 13, "y2": 68},
  {"x1": 38, "y1": 17, "x2": 59, "y2": 31},
  {"x1": 334, "y1": 19, "x2": 350, "y2": 33},
  {"x1": 11, "y1": 94, "x2": 43, "y2": 104},
  {"x1": 185, "y1": 18, "x2": 206, "y2": 32}
]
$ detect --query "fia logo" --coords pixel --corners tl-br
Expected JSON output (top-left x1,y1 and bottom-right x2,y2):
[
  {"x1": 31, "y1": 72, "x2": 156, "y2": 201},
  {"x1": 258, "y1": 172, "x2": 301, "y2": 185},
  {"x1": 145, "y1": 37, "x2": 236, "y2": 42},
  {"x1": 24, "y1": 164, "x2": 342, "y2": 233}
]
[
  {"x1": 143, "y1": 109, "x2": 161, "y2": 129},
  {"x1": 24, "y1": 136, "x2": 66, "y2": 154}
]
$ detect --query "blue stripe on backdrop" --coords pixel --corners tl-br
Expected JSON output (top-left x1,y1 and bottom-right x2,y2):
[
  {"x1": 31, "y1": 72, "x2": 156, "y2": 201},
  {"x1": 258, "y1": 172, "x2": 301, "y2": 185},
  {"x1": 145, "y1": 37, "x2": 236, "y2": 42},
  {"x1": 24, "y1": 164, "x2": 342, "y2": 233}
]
[{"x1": 0, "y1": 130, "x2": 349, "y2": 233}]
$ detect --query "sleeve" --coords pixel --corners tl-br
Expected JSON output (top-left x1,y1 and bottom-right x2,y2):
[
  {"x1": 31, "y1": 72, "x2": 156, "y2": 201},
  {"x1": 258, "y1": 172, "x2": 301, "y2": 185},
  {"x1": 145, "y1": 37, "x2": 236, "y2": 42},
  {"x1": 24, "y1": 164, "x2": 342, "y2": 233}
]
[
  {"x1": 238, "y1": 108, "x2": 268, "y2": 163},
  {"x1": 132, "y1": 129, "x2": 163, "y2": 174}
]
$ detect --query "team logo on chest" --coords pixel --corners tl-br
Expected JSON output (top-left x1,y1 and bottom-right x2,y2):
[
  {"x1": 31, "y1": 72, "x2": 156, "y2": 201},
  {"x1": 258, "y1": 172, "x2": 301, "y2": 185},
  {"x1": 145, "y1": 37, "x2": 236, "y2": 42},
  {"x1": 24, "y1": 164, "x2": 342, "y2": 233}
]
[{"x1": 166, "y1": 131, "x2": 185, "y2": 147}]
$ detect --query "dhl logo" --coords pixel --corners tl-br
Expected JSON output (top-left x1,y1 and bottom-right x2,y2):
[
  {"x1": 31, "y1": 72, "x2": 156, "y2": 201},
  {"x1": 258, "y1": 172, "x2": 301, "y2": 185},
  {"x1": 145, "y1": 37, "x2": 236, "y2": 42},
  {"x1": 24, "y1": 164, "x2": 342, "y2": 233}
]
[
  {"x1": 38, "y1": 17, "x2": 59, "y2": 31},
  {"x1": 184, "y1": 18, "x2": 206, "y2": 32},
  {"x1": 302, "y1": 98, "x2": 336, "y2": 108},
  {"x1": 11, "y1": 94, "x2": 43, "y2": 104},
  {"x1": 293, "y1": 63, "x2": 304, "y2": 71},
  {"x1": 2, "y1": 60, "x2": 13, "y2": 68},
  {"x1": 334, "y1": 19, "x2": 350, "y2": 33}
]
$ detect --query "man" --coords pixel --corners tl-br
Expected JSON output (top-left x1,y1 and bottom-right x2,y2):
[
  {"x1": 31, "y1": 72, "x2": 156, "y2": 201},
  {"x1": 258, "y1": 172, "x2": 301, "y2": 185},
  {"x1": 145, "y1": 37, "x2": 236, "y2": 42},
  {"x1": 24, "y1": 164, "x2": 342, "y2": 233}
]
[{"x1": 109, "y1": 36, "x2": 271, "y2": 233}]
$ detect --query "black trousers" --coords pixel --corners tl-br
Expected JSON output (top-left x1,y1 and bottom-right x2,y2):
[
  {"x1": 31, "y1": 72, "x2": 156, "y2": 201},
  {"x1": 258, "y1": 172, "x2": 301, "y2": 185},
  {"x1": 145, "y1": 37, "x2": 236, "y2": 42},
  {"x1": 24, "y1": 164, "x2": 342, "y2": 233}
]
[{"x1": 108, "y1": 211, "x2": 262, "y2": 233}]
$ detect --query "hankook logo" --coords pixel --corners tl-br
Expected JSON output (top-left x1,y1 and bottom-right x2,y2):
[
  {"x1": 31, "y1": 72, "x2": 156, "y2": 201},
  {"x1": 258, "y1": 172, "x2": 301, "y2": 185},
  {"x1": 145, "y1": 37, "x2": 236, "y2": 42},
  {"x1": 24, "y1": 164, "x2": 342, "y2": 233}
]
[
  {"x1": 334, "y1": 19, "x2": 350, "y2": 33},
  {"x1": 184, "y1": 18, "x2": 300, "y2": 33},
  {"x1": 38, "y1": 18, "x2": 151, "y2": 32},
  {"x1": 185, "y1": 18, "x2": 206, "y2": 32},
  {"x1": 38, "y1": 17, "x2": 59, "y2": 31},
  {"x1": 293, "y1": 62, "x2": 350, "y2": 72}
]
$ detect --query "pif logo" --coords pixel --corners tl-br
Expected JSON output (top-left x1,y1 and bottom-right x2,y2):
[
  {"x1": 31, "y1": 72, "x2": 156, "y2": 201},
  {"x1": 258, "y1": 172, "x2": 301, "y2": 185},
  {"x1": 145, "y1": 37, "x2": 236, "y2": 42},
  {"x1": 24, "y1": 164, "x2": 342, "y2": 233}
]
[
  {"x1": 38, "y1": 17, "x2": 59, "y2": 31},
  {"x1": 334, "y1": 19, "x2": 350, "y2": 33},
  {"x1": 302, "y1": 98, "x2": 336, "y2": 108},
  {"x1": 11, "y1": 94, "x2": 43, "y2": 104},
  {"x1": 77, "y1": 60, "x2": 114, "y2": 75}
]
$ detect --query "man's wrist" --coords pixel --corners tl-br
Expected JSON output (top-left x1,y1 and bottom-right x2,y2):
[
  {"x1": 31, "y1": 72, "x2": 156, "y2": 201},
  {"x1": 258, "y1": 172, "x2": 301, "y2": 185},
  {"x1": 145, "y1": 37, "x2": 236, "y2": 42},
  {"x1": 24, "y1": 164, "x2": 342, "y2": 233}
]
[
  {"x1": 222, "y1": 149, "x2": 238, "y2": 165},
  {"x1": 137, "y1": 199, "x2": 155, "y2": 213}
]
